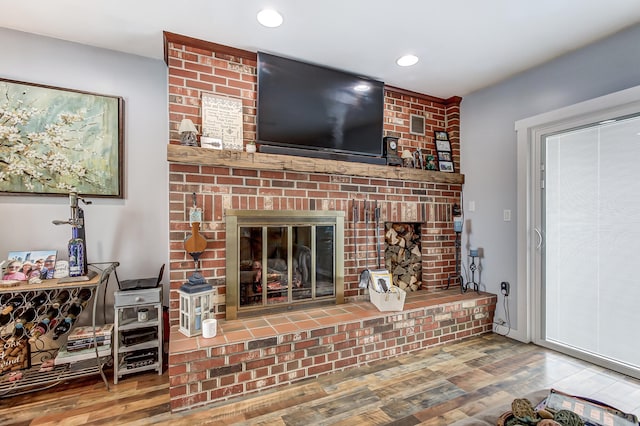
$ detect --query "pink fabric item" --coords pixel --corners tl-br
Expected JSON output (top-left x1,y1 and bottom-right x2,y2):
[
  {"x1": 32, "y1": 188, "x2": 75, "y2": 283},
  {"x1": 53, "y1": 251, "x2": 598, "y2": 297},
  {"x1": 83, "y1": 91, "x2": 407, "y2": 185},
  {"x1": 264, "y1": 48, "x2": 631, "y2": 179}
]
[{"x1": 2, "y1": 271, "x2": 27, "y2": 280}]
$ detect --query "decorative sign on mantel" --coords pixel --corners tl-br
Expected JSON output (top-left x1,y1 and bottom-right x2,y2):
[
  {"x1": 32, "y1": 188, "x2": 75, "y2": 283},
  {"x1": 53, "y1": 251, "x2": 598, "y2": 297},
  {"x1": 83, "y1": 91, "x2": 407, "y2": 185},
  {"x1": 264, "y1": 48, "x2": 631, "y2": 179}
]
[{"x1": 201, "y1": 93, "x2": 243, "y2": 151}]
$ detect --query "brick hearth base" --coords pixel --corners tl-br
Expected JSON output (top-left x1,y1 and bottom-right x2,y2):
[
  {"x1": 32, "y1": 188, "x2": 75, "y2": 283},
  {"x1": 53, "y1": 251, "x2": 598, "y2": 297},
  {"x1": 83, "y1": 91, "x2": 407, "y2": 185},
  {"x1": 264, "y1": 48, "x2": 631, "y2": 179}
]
[{"x1": 168, "y1": 289, "x2": 497, "y2": 412}]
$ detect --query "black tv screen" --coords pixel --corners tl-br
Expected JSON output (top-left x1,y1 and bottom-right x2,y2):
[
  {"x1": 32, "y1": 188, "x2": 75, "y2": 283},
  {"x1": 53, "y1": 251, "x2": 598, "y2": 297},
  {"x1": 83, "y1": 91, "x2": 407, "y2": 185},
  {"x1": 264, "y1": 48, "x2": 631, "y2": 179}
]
[{"x1": 257, "y1": 52, "x2": 384, "y2": 158}]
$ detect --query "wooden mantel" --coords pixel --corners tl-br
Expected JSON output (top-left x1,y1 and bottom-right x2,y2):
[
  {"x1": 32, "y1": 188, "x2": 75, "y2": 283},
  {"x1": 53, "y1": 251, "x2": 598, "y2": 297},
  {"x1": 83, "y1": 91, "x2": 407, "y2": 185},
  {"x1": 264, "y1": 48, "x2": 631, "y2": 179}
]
[{"x1": 167, "y1": 144, "x2": 465, "y2": 184}]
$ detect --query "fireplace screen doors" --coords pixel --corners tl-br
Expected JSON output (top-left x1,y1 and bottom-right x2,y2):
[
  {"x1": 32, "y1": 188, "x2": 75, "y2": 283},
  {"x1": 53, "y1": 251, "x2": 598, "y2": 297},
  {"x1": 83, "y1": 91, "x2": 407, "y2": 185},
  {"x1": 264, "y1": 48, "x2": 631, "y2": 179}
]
[{"x1": 225, "y1": 210, "x2": 344, "y2": 319}]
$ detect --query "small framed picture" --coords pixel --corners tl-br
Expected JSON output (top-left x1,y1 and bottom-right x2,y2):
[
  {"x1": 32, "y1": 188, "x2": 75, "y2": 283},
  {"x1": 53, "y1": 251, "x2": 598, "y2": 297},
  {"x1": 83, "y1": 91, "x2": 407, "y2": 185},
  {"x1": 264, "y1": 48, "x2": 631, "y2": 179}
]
[
  {"x1": 434, "y1": 130, "x2": 454, "y2": 173},
  {"x1": 6, "y1": 250, "x2": 57, "y2": 280},
  {"x1": 369, "y1": 269, "x2": 393, "y2": 293},
  {"x1": 434, "y1": 130, "x2": 449, "y2": 141},
  {"x1": 438, "y1": 151, "x2": 452, "y2": 162},
  {"x1": 435, "y1": 139, "x2": 451, "y2": 152},
  {"x1": 439, "y1": 161, "x2": 455, "y2": 173}
]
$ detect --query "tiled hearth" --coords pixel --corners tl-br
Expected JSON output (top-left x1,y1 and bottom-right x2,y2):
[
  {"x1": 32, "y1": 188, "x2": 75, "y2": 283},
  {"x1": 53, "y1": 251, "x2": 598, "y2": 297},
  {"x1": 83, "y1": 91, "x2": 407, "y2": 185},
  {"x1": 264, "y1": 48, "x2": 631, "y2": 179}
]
[{"x1": 168, "y1": 289, "x2": 496, "y2": 412}]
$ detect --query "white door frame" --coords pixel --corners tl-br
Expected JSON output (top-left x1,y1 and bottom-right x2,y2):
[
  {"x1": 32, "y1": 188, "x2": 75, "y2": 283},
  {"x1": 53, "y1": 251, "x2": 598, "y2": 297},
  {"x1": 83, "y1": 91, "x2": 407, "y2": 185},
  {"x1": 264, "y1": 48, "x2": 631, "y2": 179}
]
[{"x1": 515, "y1": 85, "x2": 640, "y2": 346}]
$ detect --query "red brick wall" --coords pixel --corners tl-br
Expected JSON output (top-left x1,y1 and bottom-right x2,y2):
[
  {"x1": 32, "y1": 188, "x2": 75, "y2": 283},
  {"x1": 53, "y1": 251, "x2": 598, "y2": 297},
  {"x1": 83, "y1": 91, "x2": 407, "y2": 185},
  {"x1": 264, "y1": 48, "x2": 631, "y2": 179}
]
[
  {"x1": 166, "y1": 35, "x2": 463, "y2": 322},
  {"x1": 169, "y1": 293, "x2": 496, "y2": 412},
  {"x1": 166, "y1": 37, "x2": 460, "y2": 161}
]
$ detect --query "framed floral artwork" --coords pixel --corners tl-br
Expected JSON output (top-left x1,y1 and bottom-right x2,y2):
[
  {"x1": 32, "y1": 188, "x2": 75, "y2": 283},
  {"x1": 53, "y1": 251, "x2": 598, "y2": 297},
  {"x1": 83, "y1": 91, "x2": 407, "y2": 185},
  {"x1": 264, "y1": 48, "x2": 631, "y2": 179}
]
[{"x1": 0, "y1": 78, "x2": 124, "y2": 198}]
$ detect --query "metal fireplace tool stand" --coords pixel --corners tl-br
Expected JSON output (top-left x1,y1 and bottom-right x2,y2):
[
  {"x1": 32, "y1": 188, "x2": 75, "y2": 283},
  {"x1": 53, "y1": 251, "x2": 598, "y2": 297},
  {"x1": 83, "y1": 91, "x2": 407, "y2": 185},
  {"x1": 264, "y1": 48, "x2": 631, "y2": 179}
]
[{"x1": 446, "y1": 204, "x2": 479, "y2": 293}]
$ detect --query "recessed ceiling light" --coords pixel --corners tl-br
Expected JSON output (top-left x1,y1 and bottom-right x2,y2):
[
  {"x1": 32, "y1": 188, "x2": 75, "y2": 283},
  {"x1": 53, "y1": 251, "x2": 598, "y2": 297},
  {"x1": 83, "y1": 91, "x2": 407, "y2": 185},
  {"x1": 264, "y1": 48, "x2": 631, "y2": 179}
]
[
  {"x1": 397, "y1": 55, "x2": 419, "y2": 66},
  {"x1": 396, "y1": 55, "x2": 419, "y2": 67},
  {"x1": 257, "y1": 9, "x2": 283, "y2": 28}
]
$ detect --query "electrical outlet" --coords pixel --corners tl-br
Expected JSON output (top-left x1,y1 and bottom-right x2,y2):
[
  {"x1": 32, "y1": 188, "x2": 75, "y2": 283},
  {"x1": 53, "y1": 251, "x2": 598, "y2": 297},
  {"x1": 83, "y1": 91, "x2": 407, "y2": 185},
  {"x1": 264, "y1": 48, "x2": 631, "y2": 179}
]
[{"x1": 500, "y1": 281, "x2": 510, "y2": 297}]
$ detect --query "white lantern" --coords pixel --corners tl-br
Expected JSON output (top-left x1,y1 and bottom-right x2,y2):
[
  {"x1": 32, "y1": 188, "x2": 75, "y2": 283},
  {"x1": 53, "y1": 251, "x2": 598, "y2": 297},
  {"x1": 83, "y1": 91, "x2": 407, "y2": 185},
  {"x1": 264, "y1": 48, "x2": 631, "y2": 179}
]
[{"x1": 178, "y1": 277, "x2": 214, "y2": 337}]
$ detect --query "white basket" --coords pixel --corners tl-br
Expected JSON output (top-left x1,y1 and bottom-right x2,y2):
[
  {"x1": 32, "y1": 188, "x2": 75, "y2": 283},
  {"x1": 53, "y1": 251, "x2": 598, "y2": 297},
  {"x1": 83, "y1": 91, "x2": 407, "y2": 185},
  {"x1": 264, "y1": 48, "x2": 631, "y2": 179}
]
[
  {"x1": 367, "y1": 269, "x2": 406, "y2": 311},
  {"x1": 369, "y1": 286, "x2": 406, "y2": 312}
]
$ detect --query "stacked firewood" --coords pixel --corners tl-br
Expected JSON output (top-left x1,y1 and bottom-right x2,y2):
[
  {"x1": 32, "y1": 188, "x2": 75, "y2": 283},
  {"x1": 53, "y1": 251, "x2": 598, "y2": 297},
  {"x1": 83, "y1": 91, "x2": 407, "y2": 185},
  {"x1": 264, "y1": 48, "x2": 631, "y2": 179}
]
[{"x1": 384, "y1": 223, "x2": 422, "y2": 291}]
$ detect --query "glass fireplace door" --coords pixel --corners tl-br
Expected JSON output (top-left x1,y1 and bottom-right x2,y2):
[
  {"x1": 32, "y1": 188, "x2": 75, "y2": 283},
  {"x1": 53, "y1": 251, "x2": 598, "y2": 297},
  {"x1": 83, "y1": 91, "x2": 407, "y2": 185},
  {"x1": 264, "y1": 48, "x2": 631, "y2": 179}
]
[
  {"x1": 226, "y1": 210, "x2": 344, "y2": 319},
  {"x1": 238, "y1": 224, "x2": 335, "y2": 309}
]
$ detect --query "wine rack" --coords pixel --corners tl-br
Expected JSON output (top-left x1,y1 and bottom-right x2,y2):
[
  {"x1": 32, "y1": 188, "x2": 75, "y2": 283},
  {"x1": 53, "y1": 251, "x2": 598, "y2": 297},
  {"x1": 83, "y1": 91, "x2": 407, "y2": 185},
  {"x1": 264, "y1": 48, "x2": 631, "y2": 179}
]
[{"x1": 0, "y1": 262, "x2": 118, "y2": 397}]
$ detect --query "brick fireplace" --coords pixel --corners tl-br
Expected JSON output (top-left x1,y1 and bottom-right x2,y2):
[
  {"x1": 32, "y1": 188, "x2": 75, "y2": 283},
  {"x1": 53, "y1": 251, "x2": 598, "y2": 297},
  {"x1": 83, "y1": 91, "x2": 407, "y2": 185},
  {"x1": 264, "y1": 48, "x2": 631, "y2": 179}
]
[
  {"x1": 224, "y1": 209, "x2": 345, "y2": 319},
  {"x1": 165, "y1": 32, "x2": 465, "y2": 323},
  {"x1": 168, "y1": 145, "x2": 464, "y2": 318},
  {"x1": 163, "y1": 33, "x2": 497, "y2": 412}
]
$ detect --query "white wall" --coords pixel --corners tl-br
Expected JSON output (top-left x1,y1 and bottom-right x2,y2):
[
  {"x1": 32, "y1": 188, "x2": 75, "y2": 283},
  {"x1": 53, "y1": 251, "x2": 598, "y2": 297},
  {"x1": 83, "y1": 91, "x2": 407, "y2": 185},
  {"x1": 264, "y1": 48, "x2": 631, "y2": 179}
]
[
  {"x1": 0, "y1": 28, "x2": 168, "y2": 308},
  {"x1": 460, "y1": 23, "x2": 640, "y2": 340}
]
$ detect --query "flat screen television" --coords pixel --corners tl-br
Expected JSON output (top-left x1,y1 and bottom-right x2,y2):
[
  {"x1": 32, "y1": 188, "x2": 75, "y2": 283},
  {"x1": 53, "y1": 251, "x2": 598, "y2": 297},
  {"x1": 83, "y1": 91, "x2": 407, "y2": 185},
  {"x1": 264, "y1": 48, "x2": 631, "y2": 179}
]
[{"x1": 257, "y1": 52, "x2": 384, "y2": 161}]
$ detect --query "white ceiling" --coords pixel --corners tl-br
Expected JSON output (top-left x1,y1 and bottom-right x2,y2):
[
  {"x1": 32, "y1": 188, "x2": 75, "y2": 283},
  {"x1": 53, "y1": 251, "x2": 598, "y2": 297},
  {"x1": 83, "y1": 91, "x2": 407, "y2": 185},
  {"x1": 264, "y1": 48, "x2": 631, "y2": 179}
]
[{"x1": 1, "y1": 0, "x2": 639, "y2": 99}]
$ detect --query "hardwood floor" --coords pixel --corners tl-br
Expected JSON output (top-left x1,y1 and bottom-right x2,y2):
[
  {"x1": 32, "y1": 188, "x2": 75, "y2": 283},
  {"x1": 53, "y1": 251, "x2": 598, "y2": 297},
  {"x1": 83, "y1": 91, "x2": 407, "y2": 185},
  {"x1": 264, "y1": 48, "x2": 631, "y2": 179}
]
[{"x1": 1, "y1": 333, "x2": 639, "y2": 425}]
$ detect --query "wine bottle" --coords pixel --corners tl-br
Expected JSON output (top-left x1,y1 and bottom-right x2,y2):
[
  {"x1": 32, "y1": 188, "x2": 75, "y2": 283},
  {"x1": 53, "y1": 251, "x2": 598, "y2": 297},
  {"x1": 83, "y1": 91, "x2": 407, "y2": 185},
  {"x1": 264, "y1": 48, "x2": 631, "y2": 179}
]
[
  {"x1": 77, "y1": 208, "x2": 89, "y2": 276},
  {"x1": 11, "y1": 324, "x2": 27, "y2": 339},
  {"x1": 14, "y1": 307, "x2": 37, "y2": 330},
  {"x1": 39, "y1": 306, "x2": 59, "y2": 326},
  {"x1": 0, "y1": 293, "x2": 11, "y2": 306},
  {"x1": 0, "y1": 295, "x2": 17, "y2": 324},
  {"x1": 75, "y1": 288, "x2": 93, "y2": 307},
  {"x1": 0, "y1": 312, "x2": 11, "y2": 326},
  {"x1": 29, "y1": 308, "x2": 59, "y2": 342},
  {"x1": 78, "y1": 288, "x2": 92, "y2": 300},
  {"x1": 64, "y1": 303, "x2": 83, "y2": 319},
  {"x1": 29, "y1": 323, "x2": 47, "y2": 342},
  {"x1": 29, "y1": 291, "x2": 49, "y2": 308},
  {"x1": 52, "y1": 317, "x2": 74, "y2": 340},
  {"x1": 68, "y1": 227, "x2": 85, "y2": 277},
  {"x1": 51, "y1": 302, "x2": 83, "y2": 340},
  {"x1": 43, "y1": 306, "x2": 59, "y2": 320},
  {"x1": 1, "y1": 296, "x2": 24, "y2": 316},
  {"x1": 51, "y1": 290, "x2": 70, "y2": 308}
]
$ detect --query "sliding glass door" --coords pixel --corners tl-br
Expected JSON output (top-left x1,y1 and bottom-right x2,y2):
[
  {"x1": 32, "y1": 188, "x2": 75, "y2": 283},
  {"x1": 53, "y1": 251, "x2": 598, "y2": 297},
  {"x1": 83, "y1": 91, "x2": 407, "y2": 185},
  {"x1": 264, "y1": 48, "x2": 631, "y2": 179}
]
[{"x1": 541, "y1": 114, "x2": 640, "y2": 374}]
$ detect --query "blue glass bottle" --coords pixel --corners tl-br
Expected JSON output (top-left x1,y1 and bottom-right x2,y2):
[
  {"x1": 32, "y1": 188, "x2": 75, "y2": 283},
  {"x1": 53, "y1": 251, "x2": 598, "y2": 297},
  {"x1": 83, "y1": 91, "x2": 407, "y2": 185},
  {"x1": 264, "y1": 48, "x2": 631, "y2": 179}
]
[{"x1": 68, "y1": 227, "x2": 85, "y2": 277}]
